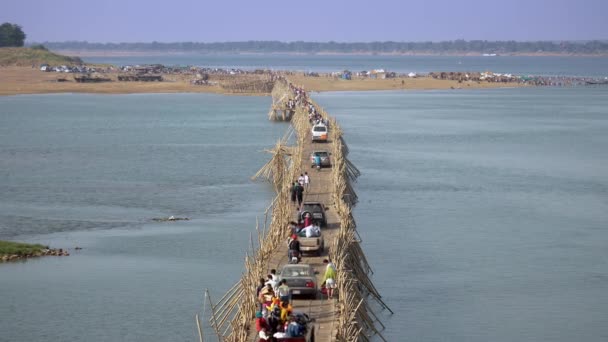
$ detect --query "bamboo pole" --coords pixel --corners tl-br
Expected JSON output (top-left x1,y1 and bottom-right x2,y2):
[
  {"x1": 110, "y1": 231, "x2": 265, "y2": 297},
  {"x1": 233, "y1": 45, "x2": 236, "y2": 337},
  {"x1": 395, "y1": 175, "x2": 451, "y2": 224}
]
[
  {"x1": 195, "y1": 314, "x2": 204, "y2": 342},
  {"x1": 205, "y1": 289, "x2": 224, "y2": 342}
]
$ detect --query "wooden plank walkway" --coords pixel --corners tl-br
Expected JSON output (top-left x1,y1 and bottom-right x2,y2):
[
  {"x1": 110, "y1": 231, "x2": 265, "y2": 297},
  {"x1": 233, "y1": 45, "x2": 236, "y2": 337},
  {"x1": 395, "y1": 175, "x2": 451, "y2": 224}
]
[{"x1": 263, "y1": 132, "x2": 340, "y2": 341}]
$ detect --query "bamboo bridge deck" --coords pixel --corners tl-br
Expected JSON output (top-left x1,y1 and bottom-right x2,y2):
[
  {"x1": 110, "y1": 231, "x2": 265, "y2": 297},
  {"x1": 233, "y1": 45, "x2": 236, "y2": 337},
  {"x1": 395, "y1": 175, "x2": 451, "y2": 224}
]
[
  {"x1": 260, "y1": 122, "x2": 341, "y2": 341},
  {"x1": 199, "y1": 78, "x2": 391, "y2": 342}
]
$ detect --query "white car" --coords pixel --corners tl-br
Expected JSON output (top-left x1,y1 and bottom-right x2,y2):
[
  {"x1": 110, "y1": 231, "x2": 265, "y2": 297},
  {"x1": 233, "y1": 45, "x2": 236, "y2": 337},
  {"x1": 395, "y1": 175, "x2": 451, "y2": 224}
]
[{"x1": 311, "y1": 124, "x2": 328, "y2": 142}]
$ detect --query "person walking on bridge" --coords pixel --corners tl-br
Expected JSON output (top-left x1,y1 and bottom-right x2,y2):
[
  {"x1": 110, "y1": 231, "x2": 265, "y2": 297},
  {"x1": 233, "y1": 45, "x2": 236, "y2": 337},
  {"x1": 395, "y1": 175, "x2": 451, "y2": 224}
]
[
  {"x1": 294, "y1": 182, "x2": 304, "y2": 209},
  {"x1": 313, "y1": 154, "x2": 322, "y2": 171},
  {"x1": 255, "y1": 311, "x2": 269, "y2": 333},
  {"x1": 322, "y1": 259, "x2": 337, "y2": 299},
  {"x1": 277, "y1": 279, "x2": 291, "y2": 304},
  {"x1": 256, "y1": 277, "x2": 266, "y2": 311},
  {"x1": 265, "y1": 274, "x2": 278, "y2": 293},
  {"x1": 288, "y1": 234, "x2": 301, "y2": 263},
  {"x1": 290, "y1": 181, "x2": 298, "y2": 205},
  {"x1": 259, "y1": 284, "x2": 275, "y2": 316},
  {"x1": 304, "y1": 172, "x2": 310, "y2": 191}
]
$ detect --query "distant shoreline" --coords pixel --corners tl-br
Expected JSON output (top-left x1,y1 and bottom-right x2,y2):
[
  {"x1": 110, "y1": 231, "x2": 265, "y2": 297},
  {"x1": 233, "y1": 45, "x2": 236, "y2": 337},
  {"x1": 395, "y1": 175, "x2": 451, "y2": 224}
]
[
  {"x1": 0, "y1": 66, "x2": 528, "y2": 97},
  {"x1": 1, "y1": 48, "x2": 535, "y2": 96},
  {"x1": 33, "y1": 39, "x2": 608, "y2": 57},
  {"x1": 54, "y1": 50, "x2": 608, "y2": 58}
]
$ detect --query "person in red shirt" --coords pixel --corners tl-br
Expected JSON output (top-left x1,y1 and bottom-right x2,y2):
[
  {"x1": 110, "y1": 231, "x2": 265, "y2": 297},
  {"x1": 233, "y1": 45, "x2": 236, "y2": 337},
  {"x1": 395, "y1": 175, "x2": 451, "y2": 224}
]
[
  {"x1": 303, "y1": 212, "x2": 312, "y2": 228},
  {"x1": 255, "y1": 311, "x2": 269, "y2": 332}
]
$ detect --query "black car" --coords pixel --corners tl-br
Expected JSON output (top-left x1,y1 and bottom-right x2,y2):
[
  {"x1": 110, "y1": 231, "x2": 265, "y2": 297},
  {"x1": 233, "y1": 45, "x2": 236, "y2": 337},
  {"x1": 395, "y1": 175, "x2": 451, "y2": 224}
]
[{"x1": 300, "y1": 202, "x2": 327, "y2": 227}]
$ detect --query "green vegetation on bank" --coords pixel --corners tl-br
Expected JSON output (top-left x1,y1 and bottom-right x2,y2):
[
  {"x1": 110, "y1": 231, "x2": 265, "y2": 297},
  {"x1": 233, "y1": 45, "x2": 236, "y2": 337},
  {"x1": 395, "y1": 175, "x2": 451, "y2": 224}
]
[
  {"x1": 0, "y1": 240, "x2": 46, "y2": 256},
  {"x1": 0, "y1": 47, "x2": 83, "y2": 66},
  {"x1": 0, "y1": 22, "x2": 26, "y2": 47},
  {"x1": 34, "y1": 40, "x2": 608, "y2": 55}
]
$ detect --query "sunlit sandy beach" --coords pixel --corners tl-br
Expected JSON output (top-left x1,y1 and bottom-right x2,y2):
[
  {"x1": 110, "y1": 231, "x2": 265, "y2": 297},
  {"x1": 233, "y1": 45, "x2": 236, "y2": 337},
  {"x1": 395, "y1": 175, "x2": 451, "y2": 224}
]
[{"x1": 0, "y1": 66, "x2": 524, "y2": 96}]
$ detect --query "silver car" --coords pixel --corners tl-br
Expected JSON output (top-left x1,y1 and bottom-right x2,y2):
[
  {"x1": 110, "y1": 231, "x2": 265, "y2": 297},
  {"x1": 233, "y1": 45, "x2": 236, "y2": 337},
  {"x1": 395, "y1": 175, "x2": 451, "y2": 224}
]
[
  {"x1": 278, "y1": 264, "x2": 318, "y2": 299},
  {"x1": 310, "y1": 150, "x2": 331, "y2": 168}
]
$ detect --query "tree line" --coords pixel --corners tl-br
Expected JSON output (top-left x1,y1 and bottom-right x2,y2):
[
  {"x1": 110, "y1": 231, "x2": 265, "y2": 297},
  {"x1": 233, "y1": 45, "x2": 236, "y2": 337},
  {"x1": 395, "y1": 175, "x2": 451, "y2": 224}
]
[
  {"x1": 0, "y1": 23, "x2": 26, "y2": 47},
  {"x1": 33, "y1": 40, "x2": 608, "y2": 54}
]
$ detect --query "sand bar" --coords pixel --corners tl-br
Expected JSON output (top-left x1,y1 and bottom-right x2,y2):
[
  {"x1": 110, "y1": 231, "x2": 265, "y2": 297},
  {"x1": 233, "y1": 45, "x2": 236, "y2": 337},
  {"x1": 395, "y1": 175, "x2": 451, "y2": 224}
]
[{"x1": 0, "y1": 66, "x2": 524, "y2": 97}]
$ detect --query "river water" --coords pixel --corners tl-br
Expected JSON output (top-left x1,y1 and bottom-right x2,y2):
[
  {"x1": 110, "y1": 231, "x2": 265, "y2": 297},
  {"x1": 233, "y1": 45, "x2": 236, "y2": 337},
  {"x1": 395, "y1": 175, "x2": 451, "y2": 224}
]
[
  {"x1": 0, "y1": 94, "x2": 286, "y2": 341},
  {"x1": 316, "y1": 87, "x2": 608, "y2": 341},
  {"x1": 83, "y1": 54, "x2": 608, "y2": 77},
  {"x1": 1, "y1": 61, "x2": 608, "y2": 341}
]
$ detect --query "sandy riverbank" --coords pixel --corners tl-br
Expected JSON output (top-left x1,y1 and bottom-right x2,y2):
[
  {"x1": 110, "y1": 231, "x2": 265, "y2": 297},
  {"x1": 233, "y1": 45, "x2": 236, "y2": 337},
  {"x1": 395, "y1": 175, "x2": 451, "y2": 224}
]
[
  {"x1": 288, "y1": 74, "x2": 524, "y2": 92},
  {"x1": 0, "y1": 66, "x2": 226, "y2": 96},
  {"x1": 0, "y1": 66, "x2": 524, "y2": 96}
]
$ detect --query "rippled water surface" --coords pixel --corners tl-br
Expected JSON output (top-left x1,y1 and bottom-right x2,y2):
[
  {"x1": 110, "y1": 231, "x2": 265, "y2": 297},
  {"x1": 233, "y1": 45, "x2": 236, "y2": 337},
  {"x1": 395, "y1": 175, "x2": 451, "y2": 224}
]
[
  {"x1": 0, "y1": 93, "x2": 285, "y2": 341},
  {"x1": 83, "y1": 54, "x2": 608, "y2": 77},
  {"x1": 1, "y1": 86, "x2": 608, "y2": 341},
  {"x1": 315, "y1": 87, "x2": 608, "y2": 341}
]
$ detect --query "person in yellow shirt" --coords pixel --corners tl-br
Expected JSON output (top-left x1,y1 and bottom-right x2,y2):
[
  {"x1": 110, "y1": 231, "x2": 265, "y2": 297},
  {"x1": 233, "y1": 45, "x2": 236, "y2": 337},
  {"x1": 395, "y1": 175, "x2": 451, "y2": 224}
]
[
  {"x1": 265, "y1": 296, "x2": 281, "y2": 314},
  {"x1": 322, "y1": 259, "x2": 337, "y2": 299},
  {"x1": 280, "y1": 300, "x2": 293, "y2": 324}
]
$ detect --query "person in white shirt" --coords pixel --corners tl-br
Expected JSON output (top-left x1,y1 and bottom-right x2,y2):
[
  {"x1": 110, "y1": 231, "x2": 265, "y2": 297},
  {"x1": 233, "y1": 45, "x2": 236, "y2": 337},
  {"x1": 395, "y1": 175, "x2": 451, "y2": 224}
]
[
  {"x1": 265, "y1": 274, "x2": 278, "y2": 292},
  {"x1": 270, "y1": 269, "x2": 278, "y2": 282},
  {"x1": 300, "y1": 224, "x2": 320, "y2": 237},
  {"x1": 259, "y1": 328, "x2": 270, "y2": 340},
  {"x1": 304, "y1": 172, "x2": 310, "y2": 190}
]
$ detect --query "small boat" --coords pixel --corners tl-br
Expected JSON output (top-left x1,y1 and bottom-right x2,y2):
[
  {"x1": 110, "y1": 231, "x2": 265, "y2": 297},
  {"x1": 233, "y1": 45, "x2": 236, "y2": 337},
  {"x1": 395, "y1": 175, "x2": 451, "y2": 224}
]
[{"x1": 585, "y1": 79, "x2": 608, "y2": 85}]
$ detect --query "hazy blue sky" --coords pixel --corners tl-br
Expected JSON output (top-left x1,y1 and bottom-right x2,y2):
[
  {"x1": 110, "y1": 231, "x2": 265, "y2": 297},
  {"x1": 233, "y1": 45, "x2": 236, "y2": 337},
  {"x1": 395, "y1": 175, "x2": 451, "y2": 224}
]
[{"x1": 2, "y1": 0, "x2": 607, "y2": 42}]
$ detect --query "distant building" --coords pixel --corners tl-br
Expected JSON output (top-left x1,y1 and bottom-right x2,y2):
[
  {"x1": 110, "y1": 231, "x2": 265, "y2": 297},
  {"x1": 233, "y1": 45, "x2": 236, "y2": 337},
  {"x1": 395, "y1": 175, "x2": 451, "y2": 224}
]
[{"x1": 369, "y1": 69, "x2": 386, "y2": 79}]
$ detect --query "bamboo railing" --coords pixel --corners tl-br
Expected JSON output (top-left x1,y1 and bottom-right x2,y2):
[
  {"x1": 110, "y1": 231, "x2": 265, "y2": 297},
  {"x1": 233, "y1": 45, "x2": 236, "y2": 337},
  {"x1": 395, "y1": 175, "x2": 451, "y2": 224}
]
[{"x1": 200, "y1": 78, "x2": 391, "y2": 341}]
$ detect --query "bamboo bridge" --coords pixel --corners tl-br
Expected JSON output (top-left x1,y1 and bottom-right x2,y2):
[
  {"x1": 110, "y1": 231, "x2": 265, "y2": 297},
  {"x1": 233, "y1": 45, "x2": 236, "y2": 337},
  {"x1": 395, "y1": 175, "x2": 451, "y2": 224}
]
[{"x1": 197, "y1": 78, "x2": 392, "y2": 341}]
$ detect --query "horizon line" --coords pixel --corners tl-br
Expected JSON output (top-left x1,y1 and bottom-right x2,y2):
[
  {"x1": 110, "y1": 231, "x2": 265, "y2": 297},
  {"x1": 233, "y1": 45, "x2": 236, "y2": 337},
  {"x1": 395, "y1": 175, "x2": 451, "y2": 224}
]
[{"x1": 27, "y1": 39, "x2": 608, "y2": 44}]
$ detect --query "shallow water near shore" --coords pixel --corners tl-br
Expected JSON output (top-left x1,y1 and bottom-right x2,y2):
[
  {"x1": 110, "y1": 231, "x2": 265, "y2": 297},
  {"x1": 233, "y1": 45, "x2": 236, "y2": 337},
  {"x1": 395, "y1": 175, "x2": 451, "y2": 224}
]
[{"x1": 1, "y1": 87, "x2": 608, "y2": 341}]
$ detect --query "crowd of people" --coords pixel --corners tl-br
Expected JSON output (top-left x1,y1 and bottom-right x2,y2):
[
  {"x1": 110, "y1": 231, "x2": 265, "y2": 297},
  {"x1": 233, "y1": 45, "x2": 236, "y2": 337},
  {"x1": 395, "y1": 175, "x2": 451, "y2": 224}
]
[
  {"x1": 289, "y1": 83, "x2": 308, "y2": 107},
  {"x1": 286, "y1": 80, "x2": 327, "y2": 126},
  {"x1": 254, "y1": 258, "x2": 337, "y2": 341},
  {"x1": 286, "y1": 99, "x2": 296, "y2": 111},
  {"x1": 255, "y1": 269, "x2": 312, "y2": 340},
  {"x1": 290, "y1": 173, "x2": 312, "y2": 207},
  {"x1": 287, "y1": 83, "x2": 325, "y2": 126},
  {"x1": 306, "y1": 103, "x2": 329, "y2": 127}
]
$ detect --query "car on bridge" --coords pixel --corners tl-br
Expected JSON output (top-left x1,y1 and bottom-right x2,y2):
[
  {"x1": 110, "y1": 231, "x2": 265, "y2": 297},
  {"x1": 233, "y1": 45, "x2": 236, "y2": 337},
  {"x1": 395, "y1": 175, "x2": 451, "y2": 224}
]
[
  {"x1": 300, "y1": 202, "x2": 327, "y2": 227},
  {"x1": 311, "y1": 123, "x2": 328, "y2": 142},
  {"x1": 310, "y1": 150, "x2": 331, "y2": 168},
  {"x1": 297, "y1": 226, "x2": 324, "y2": 256},
  {"x1": 278, "y1": 264, "x2": 318, "y2": 299}
]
